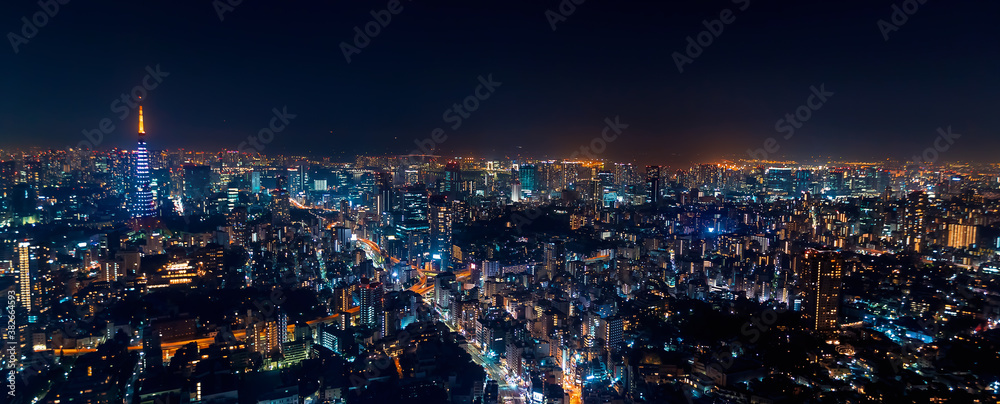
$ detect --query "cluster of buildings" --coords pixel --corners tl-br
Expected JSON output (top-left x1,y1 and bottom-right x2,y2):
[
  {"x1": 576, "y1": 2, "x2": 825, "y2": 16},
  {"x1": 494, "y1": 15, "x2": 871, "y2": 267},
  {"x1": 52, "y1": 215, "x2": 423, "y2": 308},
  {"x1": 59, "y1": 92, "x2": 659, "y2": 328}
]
[{"x1": 0, "y1": 111, "x2": 998, "y2": 403}]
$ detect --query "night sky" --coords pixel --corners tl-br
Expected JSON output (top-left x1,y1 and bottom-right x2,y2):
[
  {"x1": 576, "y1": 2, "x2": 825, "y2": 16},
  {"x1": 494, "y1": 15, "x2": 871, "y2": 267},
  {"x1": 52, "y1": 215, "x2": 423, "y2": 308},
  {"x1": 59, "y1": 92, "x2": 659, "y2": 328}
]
[{"x1": 2, "y1": 0, "x2": 998, "y2": 166}]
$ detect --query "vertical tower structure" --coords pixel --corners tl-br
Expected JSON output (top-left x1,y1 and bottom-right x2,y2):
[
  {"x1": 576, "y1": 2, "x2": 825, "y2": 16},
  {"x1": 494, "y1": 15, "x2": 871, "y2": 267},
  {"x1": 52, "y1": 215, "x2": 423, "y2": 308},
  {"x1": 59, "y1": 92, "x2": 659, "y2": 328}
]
[{"x1": 132, "y1": 106, "x2": 155, "y2": 218}]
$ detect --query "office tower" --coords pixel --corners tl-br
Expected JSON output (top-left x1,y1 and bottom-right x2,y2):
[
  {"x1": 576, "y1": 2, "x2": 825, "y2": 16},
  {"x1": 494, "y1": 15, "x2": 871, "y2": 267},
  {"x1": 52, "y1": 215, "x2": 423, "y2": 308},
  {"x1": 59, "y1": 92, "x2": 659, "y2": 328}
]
[
  {"x1": 645, "y1": 165, "x2": 660, "y2": 204},
  {"x1": 251, "y1": 171, "x2": 262, "y2": 193},
  {"x1": 444, "y1": 161, "x2": 462, "y2": 198},
  {"x1": 8, "y1": 183, "x2": 38, "y2": 226},
  {"x1": 376, "y1": 171, "x2": 393, "y2": 216},
  {"x1": 765, "y1": 167, "x2": 793, "y2": 196},
  {"x1": 270, "y1": 189, "x2": 290, "y2": 226},
  {"x1": 518, "y1": 164, "x2": 537, "y2": 197},
  {"x1": 131, "y1": 106, "x2": 156, "y2": 218},
  {"x1": 429, "y1": 195, "x2": 453, "y2": 271},
  {"x1": 229, "y1": 207, "x2": 249, "y2": 247},
  {"x1": 794, "y1": 169, "x2": 812, "y2": 194},
  {"x1": 397, "y1": 183, "x2": 429, "y2": 265},
  {"x1": 359, "y1": 279, "x2": 384, "y2": 329},
  {"x1": 511, "y1": 179, "x2": 521, "y2": 202},
  {"x1": 904, "y1": 191, "x2": 928, "y2": 252},
  {"x1": 270, "y1": 175, "x2": 291, "y2": 226},
  {"x1": 287, "y1": 165, "x2": 308, "y2": 196},
  {"x1": 312, "y1": 179, "x2": 327, "y2": 192},
  {"x1": 801, "y1": 251, "x2": 843, "y2": 333},
  {"x1": 182, "y1": 164, "x2": 212, "y2": 215},
  {"x1": 598, "y1": 170, "x2": 615, "y2": 207},
  {"x1": 827, "y1": 169, "x2": 846, "y2": 194},
  {"x1": 151, "y1": 168, "x2": 172, "y2": 215}
]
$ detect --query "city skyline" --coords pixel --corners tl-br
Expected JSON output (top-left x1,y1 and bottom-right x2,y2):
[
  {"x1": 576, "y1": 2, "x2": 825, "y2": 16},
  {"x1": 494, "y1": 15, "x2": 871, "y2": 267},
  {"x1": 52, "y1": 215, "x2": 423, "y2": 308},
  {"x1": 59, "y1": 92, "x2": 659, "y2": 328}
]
[{"x1": 3, "y1": 2, "x2": 1000, "y2": 404}]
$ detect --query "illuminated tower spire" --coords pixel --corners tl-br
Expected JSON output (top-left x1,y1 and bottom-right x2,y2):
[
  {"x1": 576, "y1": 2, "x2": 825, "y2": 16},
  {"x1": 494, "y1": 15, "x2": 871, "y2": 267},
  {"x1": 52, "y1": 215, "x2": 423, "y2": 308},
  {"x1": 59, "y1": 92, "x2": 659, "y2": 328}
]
[{"x1": 131, "y1": 103, "x2": 155, "y2": 219}]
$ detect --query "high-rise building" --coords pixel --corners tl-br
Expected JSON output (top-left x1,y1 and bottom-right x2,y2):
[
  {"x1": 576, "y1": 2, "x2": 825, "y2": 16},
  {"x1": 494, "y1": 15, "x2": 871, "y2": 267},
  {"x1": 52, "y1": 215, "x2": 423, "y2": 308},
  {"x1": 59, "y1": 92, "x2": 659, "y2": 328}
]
[
  {"x1": 947, "y1": 223, "x2": 978, "y2": 249},
  {"x1": 247, "y1": 310, "x2": 286, "y2": 356},
  {"x1": 429, "y1": 195, "x2": 453, "y2": 271},
  {"x1": 229, "y1": 207, "x2": 250, "y2": 247},
  {"x1": 519, "y1": 164, "x2": 537, "y2": 197},
  {"x1": 904, "y1": 191, "x2": 928, "y2": 252},
  {"x1": 359, "y1": 279, "x2": 384, "y2": 330},
  {"x1": 801, "y1": 251, "x2": 843, "y2": 333},
  {"x1": 131, "y1": 106, "x2": 156, "y2": 218},
  {"x1": 444, "y1": 161, "x2": 462, "y2": 198},
  {"x1": 765, "y1": 167, "x2": 793, "y2": 196},
  {"x1": 183, "y1": 164, "x2": 212, "y2": 215},
  {"x1": 8, "y1": 183, "x2": 39, "y2": 226},
  {"x1": 598, "y1": 170, "x2": 615, "y2": 207},
  {"x1": 397, "y1": 183, "x2": 429, "y2": 265},
  {"x1": 270, "y1": 175, "x2": 291, "y2": 226},
  {"x1": 376, "y1": 171, "x2": 393, "y2": 217},
  {"x1": 16, "y1": 241, "x2": 31, "y2": 312},
  {"x1": 645, "y1": 166, "x2": 660, "y2": 204}
]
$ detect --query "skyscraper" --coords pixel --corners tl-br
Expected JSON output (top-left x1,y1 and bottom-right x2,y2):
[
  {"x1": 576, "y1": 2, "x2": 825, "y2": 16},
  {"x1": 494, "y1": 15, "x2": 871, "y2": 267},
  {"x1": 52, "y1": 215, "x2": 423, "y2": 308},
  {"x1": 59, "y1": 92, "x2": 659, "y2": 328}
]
[
  {"x1": 645, "y1": 165, "x2": 660, "y2": 204},
  {"x1": 765, "y1": 167, "x2": 793, "y2": 196},
  {"x1": 518, "y1": 164, "x2": 537, "y2": 197},
  {"x1": 16, "y1": 241, "x2": 31, "y2": 312},
  {"x1": 131, "y1": 106, "x2": 155, "y2": 218},
  {"x1": 444, "y1": 161, "x2": 462, "y2": 198},
  {"x1": 429, "y1": 195, "x2": 452, "y2": 271},
  {"x1": 376, "y1": 171, "x2": 393, "y2": 217},
  {"x1": 801, "y1": 250, "x2": 843, "y2": 333},
  {"x1": 359, "y1": 278, "x2": 384, "y2": 330},
  {"x1": 270, "y1": 188, "x2": 290, "y2": 226},
  {"x1": 182, "y1": 164, "x2": 212, "y2": 215},
  {"x1": 229, "y1": 206, "x2": 250, "y2": 247},
  {"x1": 397, "y1": 183, "x2": 429, "y2": 265}
]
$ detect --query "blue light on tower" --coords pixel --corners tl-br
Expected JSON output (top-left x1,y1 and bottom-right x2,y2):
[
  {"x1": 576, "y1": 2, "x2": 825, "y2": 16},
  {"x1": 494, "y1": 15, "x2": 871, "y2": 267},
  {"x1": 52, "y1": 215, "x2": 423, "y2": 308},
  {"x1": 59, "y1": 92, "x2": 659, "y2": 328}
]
[{"x1": 131, "y1": 105, "x2": 155, "y2": 218}]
